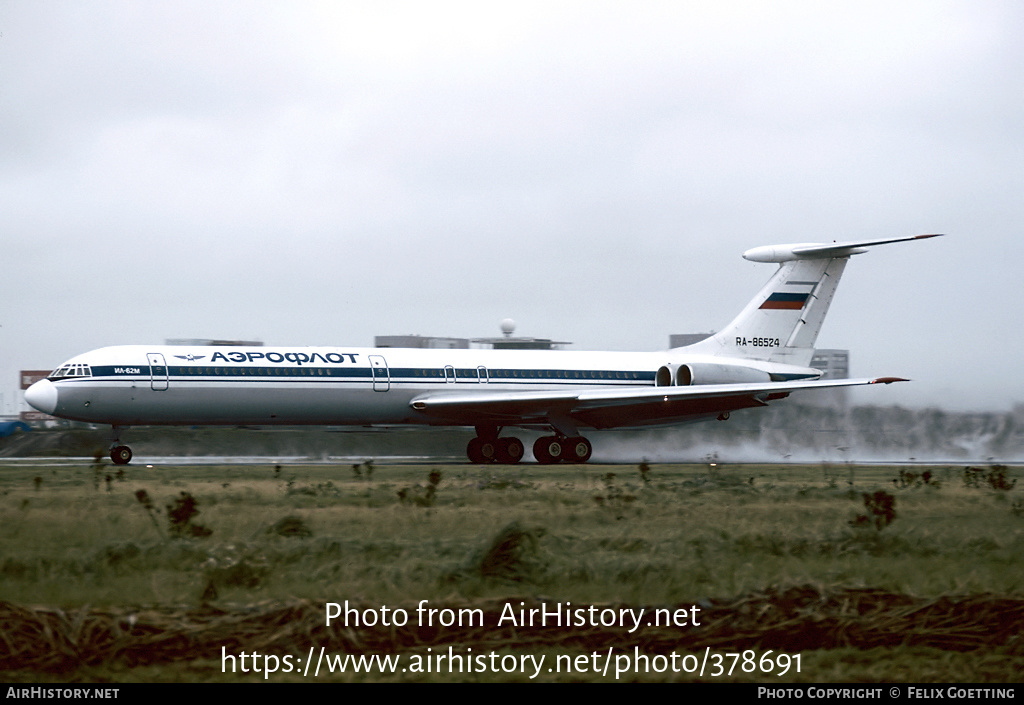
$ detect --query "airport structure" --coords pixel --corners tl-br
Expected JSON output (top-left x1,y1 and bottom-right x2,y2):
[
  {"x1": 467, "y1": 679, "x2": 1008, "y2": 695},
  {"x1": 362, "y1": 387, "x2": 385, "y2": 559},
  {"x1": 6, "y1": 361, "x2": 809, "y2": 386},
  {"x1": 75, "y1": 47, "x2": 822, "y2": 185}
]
[
  {"x1": 807, "y1": 349, "x2": 851, "y2": 408},
  {"x1": 166, "y1": 338, "x2": 264, "y2": 347},
  {"x1": 375, "y1": 335, "x2": 469, "y2": 349},
  {"x1": 810, "y1": 349, "x2": 850, "y2": 379},
  {"x1": 19, "y1": 370, "x2": 52, "y2": 421},
  {"x1": 377, "y1": 320, "x2": 570, "y2": 351},
  {"x1": 669, "y1": 333, "x2": 715, "y2": 348}
]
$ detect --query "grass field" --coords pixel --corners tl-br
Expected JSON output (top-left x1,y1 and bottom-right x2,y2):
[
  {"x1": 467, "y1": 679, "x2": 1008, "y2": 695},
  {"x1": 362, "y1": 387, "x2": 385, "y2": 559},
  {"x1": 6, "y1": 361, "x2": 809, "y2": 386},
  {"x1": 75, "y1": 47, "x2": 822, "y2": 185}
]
[{"x1": 1, "y1": 459, "x2": 1021, "y2": 681}]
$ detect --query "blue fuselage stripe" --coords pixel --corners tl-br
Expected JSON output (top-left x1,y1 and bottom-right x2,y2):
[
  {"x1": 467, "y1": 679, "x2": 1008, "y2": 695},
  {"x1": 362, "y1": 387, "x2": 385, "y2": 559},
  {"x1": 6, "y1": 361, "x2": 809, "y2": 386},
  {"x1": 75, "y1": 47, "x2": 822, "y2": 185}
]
[{"x1": 74, "y1": 366, "x2": 658, "y2": 385}]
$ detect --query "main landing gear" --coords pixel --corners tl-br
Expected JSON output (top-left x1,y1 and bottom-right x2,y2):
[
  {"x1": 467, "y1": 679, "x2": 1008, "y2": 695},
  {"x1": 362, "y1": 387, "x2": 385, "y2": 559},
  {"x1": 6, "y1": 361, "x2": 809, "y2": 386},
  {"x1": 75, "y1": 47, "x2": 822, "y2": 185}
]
[
  {"x1": 466, "y1": 435, "x2": 525, "y2": 464},
  {"x1": 465, "y1": 427, "x2": 593, "y2": 464},
  {"x1": 532, "y1": 435, "x2": 592, "y2": 464}
]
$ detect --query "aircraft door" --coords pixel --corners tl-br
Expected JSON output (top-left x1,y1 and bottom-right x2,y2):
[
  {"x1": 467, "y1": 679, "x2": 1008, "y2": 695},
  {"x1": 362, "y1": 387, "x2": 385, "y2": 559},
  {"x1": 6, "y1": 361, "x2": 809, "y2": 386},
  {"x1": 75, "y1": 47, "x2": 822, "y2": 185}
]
[
  {"x1": 148, "y1": 353, "x2": 169, "y2": 391},
  {"x1": 369, "y1": 355, "x2": 390, "y2": 392}
]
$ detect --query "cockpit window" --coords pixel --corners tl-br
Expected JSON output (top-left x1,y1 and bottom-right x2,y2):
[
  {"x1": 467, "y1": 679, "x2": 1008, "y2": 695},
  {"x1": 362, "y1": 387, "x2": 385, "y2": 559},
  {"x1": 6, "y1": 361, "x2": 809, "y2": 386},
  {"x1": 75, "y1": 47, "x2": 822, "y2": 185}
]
[{"x1": 48, "y1": 364, "x2": 93, "y2": 380}]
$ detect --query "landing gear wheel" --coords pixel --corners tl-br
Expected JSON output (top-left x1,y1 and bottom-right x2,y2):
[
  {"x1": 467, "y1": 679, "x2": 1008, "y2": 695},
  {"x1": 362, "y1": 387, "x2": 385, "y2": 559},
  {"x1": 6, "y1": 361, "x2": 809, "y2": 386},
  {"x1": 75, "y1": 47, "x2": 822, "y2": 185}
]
[
  {"x1": 496, "y1": 437, "x2": 524, "y2": 464},
  {"x1": 467, "y1": 438, "x2": 483, "y2": 464},
  {"x1": 110, "y1": 445, "x2": 133, "y2": 465},
  {"x1": 467, "y1": 437, "x2": 499, "y2": 464},
  {"x1": 533, "y1": 436, "x2": 563, "y2": 464},
  {"x1": 565, "y1": 436, "x2": 593, "y2": 464}
]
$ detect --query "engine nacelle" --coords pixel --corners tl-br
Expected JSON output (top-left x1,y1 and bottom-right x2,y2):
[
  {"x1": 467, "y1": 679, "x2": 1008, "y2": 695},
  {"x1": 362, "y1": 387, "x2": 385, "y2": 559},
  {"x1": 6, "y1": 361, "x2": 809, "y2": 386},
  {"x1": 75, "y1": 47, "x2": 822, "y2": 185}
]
[{"x1": 656, "y1": 362, "x2": 771, "y2": 386}]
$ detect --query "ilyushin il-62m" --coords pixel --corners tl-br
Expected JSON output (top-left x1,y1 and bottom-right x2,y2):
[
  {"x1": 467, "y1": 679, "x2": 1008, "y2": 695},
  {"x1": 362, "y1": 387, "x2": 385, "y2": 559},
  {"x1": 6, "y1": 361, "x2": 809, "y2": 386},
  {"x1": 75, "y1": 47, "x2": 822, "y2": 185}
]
[{"x1": 26, "y1": 235, "x2": 940, "y2": 465}]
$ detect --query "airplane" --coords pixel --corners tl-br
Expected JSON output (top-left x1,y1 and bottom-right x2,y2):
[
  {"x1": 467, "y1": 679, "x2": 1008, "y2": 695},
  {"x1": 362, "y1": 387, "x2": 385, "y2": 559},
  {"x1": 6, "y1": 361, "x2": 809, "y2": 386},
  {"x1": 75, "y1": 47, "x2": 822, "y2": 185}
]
[{"x1": 24, "y1": 234, "x2": 940, "y2": 465}]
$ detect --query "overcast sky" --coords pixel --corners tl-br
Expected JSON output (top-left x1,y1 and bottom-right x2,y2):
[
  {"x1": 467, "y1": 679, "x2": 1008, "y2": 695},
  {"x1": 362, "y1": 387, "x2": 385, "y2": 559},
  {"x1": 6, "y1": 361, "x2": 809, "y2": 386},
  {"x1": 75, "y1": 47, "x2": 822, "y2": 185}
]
[{"x1": 2, "y1": 1, "x2": 1022, "y2": 413}]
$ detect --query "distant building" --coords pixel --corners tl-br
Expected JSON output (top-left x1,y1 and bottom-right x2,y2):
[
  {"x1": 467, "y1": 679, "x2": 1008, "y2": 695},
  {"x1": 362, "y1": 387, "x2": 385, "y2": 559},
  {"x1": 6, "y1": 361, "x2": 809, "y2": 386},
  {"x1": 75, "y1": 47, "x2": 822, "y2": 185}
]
[
  {"x1": 375, "y1": 335, "x2": 469, "y2": 349},
  {"x1": 19, "y1": 370, "x2": 53, "y2": 422},
  {"x1": 21, "y1": 370, "x2": 51, "y2": 389},
  {"x1": 472, "y1": 336, "x2": 570, "y2": 350},
  {"x1": 802, "y1": 350, "x2": 851, "y2": 407},
  {"x1": 377, "y1": 321, "x2": 572, "y2": 351},
  {"x1": 809, "y1": 349, "x2": 850, "y2": 379},
  {"x1": 669, "y1": 332, "x2": 714, "y2": 348},
  {"x1": 806, "y1": 349, "x2": 851, "y2": 408},
  {"x1": 166, "y1": 339, "x2": 263, "y2": 346},
  {"x1": 472, "y1": 319, "x2": 570, "y2": 350}
]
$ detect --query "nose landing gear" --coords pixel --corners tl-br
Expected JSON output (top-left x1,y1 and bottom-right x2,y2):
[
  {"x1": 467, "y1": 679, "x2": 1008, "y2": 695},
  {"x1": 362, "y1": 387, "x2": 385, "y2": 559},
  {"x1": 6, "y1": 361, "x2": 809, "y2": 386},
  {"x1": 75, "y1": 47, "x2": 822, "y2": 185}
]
[
  {"x1": 109, "y1": 426, "x2": 133, "y2": 465},
  {"x1": 110, "y1": 445, "x2": 133, "y2": 465}
]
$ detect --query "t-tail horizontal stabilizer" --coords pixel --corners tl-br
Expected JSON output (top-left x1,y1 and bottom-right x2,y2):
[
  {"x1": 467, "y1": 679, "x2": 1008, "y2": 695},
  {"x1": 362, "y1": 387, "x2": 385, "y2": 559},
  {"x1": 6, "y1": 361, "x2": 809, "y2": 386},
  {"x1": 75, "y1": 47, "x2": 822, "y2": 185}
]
[{"x1": 742, "y1": 233, "x2": 944, "y2": 263}]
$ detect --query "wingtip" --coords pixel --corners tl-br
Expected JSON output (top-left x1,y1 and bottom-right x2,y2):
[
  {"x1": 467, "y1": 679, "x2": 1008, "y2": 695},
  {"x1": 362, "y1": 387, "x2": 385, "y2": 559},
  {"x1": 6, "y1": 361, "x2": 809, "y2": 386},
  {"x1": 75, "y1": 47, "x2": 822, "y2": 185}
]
[{"x1": 870, "y1": 376, "x2": 910, "y2": 385}]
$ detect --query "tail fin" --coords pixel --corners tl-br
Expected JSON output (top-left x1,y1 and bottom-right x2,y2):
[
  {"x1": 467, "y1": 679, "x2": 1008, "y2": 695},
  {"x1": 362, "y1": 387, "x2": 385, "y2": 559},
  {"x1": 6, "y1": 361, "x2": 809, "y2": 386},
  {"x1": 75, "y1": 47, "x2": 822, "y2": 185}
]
[{"x1": 681, "y1": 234, "x2": 942, "y2": 366}]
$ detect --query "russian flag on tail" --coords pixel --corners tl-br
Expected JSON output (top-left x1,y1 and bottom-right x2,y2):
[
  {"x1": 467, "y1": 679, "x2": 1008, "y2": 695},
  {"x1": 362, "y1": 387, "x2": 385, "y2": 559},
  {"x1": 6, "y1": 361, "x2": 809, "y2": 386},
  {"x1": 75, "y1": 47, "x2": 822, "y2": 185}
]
[{"x1": 759, "y1": 292, "x2": 810, "y2": 310}]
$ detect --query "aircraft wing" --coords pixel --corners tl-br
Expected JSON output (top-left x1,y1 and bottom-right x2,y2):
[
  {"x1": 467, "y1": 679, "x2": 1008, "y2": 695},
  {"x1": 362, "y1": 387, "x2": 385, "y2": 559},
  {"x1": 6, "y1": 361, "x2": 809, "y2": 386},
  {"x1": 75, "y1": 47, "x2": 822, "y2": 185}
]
[{"x1": 409, "y1": 377, "x2": 906, "y2": 433}]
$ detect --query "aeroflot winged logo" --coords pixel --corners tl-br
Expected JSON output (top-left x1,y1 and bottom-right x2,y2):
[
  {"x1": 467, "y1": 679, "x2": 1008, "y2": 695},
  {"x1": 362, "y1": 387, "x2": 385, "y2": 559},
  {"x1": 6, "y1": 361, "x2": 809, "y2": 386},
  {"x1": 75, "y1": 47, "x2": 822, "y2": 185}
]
[{"x1": 173, "y1": 354, "x2": 206, "y2": 362}]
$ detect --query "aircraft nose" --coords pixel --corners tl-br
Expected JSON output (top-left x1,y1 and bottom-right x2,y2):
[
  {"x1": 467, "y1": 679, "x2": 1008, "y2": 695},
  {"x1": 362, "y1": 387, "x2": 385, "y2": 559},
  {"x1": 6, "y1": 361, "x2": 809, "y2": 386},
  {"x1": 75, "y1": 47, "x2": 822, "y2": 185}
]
[{"x1": 25, "y1": 379, "x2": 58, "y2": 415}]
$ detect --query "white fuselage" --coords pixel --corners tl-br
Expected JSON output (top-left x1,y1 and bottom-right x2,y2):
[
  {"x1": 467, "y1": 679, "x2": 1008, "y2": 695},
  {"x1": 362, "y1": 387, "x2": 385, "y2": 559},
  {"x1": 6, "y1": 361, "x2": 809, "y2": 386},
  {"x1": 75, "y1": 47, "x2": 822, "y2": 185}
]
[{"x1": 27, "y1": 344, "x2": 812, "y2": 428}]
